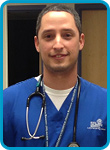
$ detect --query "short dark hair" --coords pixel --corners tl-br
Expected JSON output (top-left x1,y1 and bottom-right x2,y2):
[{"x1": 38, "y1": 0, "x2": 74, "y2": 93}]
[{"x1": 36, "y1": 4, "x2": 82, "y2": 36}]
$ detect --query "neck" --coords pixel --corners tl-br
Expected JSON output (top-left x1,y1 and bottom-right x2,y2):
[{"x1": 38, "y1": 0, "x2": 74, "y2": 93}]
[{"x1": 43, "y1": 67, "x2": 78, "y2": 90}]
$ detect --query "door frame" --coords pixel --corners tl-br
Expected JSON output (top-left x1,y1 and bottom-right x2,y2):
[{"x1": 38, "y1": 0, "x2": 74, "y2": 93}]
[{"x1": 75, "y1": 3, "x2": 107, "y2": 76}]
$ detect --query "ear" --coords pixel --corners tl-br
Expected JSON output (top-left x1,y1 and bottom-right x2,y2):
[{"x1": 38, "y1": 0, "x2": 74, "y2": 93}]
[
  {"x1": 34, "y1": 36, "x2": 40, "y2": 52},
  {"x1": 79, "y1": 33, "x2": 85, "y2": 51}
]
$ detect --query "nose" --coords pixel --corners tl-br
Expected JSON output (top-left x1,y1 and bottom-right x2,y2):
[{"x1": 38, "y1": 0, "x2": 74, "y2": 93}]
[{"x1": 53, "y1": 34, "x2": 64, "y2": 50}]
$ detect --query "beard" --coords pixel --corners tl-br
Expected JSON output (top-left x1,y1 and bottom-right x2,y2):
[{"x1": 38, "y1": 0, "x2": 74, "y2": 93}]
[{"x1": 43, "y1": 59, "x2": 78, "y2": 74}]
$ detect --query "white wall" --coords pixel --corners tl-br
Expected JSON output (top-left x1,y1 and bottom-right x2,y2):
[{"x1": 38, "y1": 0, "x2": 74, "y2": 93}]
[{"x1": 3, "y1": 5, "x2": 8, "y2": 89}]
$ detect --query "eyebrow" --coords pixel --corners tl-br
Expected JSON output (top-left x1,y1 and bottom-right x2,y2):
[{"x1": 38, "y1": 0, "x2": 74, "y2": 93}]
[
  {"x1": 41, "y1": 29, "x2": 55, "y2": 35},
  {"x1": 41, "y1": 28, "x2": 76, "y2": 35},
  {"x1": 62, "y1": 29, "x2": 76, "y2": 35},
  {"x1": 62, "y1": 29, "x2": 75, "y2": 32}
]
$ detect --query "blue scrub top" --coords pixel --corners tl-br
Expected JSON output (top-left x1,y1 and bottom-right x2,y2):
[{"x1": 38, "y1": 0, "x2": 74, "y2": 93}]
[{"x1": 3, "y1": 77, "x2": 107, "y2": 147}]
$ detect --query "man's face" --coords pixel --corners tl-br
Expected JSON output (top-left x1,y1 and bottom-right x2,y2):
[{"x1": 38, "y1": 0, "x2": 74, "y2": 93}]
[{"x1": 35, "y1": 11, "x2": 84, "y2": 74}]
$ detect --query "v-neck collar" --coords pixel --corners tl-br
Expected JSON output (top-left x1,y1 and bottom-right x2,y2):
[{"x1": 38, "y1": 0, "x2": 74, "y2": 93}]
[{"x1": 45, "y1": 87, "x2": 77, "y2": 117}]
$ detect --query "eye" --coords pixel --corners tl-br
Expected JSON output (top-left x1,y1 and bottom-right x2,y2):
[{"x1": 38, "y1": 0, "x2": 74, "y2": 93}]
[
  {"x1": 62, "y1": 32, "x2": 73, "y2": 40},
  {"x1": 46, "y1": 34, "x2": 51, "y2": 38},
  {"x1": 43, "y1": 33, "x2": 55, "y2": 41}
]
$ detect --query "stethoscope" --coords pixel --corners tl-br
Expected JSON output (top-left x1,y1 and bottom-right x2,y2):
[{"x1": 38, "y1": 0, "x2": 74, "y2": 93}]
[{"x1": 21, "y1": 75, "x2": 81, "y2": 147}]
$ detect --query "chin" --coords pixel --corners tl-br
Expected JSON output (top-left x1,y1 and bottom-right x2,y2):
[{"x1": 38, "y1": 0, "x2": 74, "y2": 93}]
[{"x1": 48, "y1": 65, "x2": 74, "y2": 74}]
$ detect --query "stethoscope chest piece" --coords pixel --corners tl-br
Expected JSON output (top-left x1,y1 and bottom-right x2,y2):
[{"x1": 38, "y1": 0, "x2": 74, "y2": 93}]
[{"x1": 68, "y1": 142, "x2": 80, "y2": 147}]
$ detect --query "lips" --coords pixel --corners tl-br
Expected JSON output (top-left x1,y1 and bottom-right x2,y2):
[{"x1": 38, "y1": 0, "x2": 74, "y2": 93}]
[
  {"x1": 51, "y1": 54, "x2": 68, "y2": 60},
  {"x1": 51, "y1": 54, "x2": 68, "y2": 59}
]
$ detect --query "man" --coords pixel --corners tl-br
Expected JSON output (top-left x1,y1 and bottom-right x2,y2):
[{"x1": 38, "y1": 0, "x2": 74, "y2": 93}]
[{"x1": 3, "y1": 4, "x2": 107, "y2": 147}]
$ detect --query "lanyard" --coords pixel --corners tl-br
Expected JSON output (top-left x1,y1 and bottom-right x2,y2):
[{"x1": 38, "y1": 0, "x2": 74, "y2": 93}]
[{"x1": 42, "y1": 79, "x2": 78, "y2": 147}]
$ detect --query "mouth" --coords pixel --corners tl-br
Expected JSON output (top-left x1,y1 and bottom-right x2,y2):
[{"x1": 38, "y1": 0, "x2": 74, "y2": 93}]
[{"x1": 51, "y1": 54, "x2": 68, "y2": 60}]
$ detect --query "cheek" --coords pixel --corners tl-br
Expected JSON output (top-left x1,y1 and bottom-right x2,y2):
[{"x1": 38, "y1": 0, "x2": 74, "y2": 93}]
[
  {"x1": 67, "y1": 40, "x2": 80, "y2": 52},
  {"x1": 38, "y1": 43, "x2": 50, "y2": 61},
  {"x1": 39, "y1": 40, "x2": 52, "y2": 51},
  {"x1": 68, "y1": 41, "x2": 80, "y2": 59}
]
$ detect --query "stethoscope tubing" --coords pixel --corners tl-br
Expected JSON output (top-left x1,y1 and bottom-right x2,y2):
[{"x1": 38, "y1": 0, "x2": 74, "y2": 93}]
[
  {"x1": 26, "y1": 107, "x2": 44, "y2": 139},
  {"x1": 22, "y1": 107, "x2": 44, "y2": 140},
  {"x1": 73, "y1": 76, "x2": 81, "y2": 142},
  {"x1": 21, "y1": 75, "x2": 81, "y2": 147},
  {"x1": 21, "y1": 85, "x2": 45, "y2": 140}
]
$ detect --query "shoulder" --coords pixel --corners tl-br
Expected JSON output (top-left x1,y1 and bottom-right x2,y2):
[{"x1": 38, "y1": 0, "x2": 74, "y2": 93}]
[
  {"x1": 80, "y1": 77, "x2": 107, "y2": 93},
  {"x1": 3, "y1": 78, "x2": 37, "y2": 105},
  {"x1": 79, "y1": 77, "x2": 107, "y2": 101},
  {"x1": 4, "y1": 77, "x2": 37, "y2": 93}
]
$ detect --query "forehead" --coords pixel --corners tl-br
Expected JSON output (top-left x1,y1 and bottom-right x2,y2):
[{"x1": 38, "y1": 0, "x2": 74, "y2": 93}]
[
  {"x1": 40, "y1": 11, "x2": 76, "y2": 30},
  {"x1": 42, "y1": 11, "x2": 74, "y2": 19}
]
